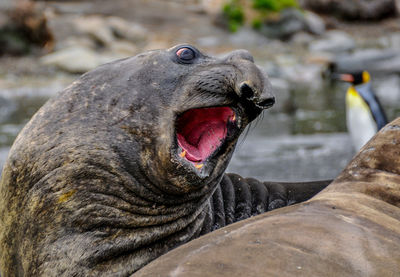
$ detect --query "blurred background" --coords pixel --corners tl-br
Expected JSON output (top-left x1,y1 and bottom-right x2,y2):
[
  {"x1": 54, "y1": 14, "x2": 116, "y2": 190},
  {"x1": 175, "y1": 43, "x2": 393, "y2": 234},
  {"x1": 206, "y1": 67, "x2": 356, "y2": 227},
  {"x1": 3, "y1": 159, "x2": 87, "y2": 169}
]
[{"x1": 1, "y1": 0, "x2": 400, "y2": 181}]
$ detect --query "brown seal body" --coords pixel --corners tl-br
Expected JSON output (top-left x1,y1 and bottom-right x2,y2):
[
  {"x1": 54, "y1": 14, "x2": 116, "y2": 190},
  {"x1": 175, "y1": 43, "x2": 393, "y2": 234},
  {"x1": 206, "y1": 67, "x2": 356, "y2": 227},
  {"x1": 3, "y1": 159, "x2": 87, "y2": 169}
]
[
  {"x1": 135, "y1": 119, "x2": 400, "y2": 277},
  {"x1": 0, "y1": 45, "x2": 329, "y2": 276}
]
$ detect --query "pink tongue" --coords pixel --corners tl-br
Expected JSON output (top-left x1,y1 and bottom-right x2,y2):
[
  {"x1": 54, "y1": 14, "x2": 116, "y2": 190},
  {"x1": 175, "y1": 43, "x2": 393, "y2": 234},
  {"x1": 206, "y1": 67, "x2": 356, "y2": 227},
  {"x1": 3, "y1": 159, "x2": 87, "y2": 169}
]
[
  {"x1": 176, "y1": 106, "x2": 234, "y2": 163},
  {"x1": 177, "y1": 121, "x2": 227, "y2": 162}
]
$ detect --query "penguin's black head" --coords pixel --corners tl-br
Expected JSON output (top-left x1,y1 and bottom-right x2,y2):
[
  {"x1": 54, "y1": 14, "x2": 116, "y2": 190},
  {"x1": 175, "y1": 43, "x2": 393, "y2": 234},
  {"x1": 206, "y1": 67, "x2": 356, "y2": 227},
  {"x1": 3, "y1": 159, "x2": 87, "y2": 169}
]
[{"x1": 334, "y1": 71, "x2": 370, "y2": 85}]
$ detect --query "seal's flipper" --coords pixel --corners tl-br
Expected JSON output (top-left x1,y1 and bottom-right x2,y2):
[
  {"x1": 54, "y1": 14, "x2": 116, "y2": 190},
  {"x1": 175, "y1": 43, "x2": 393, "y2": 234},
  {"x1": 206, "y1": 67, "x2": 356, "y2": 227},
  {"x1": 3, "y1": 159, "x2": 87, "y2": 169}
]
[
  {"x1": 267, "y1": 179, "x2": 332, "y2": 205},
  {"x1": 206, "y1": 173, "x2": 331, "y2": 231}
]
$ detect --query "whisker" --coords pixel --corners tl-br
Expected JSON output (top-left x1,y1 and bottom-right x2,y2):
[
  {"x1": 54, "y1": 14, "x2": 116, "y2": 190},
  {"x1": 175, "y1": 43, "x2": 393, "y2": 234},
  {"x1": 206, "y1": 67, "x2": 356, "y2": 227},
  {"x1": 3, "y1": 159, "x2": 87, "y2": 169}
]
[
  {"x1": 237, "y1": 122, "x2": 253, "y2": 149},
  {"x1": 237, "y1": 109, "x2": 266, "y2": 149}
]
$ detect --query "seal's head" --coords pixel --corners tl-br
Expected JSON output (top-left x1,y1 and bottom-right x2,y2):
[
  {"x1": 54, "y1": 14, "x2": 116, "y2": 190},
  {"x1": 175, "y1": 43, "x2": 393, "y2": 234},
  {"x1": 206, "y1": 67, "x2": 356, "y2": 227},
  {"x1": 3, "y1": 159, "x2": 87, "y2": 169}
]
[
  {"x1": 5, "y1": 45, "x2": 274, "y2": 197},
  {"x1": 120, "y1": 44, "x2": 275, "y2": 193},
  {"x1": 0, "y1": 44, "x2": 274, "y2": 275},
  {"x1": 83, "y1": 44, "x2": 274, "y2": 194}
]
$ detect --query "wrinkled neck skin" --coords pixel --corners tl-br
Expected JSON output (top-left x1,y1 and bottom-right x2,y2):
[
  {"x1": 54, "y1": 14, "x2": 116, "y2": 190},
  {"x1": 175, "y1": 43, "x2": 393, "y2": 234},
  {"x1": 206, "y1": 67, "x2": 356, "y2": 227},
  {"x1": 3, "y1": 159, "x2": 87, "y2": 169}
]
[{"x1": 0, "y1": 47, "x2": 272, "y2": 276}]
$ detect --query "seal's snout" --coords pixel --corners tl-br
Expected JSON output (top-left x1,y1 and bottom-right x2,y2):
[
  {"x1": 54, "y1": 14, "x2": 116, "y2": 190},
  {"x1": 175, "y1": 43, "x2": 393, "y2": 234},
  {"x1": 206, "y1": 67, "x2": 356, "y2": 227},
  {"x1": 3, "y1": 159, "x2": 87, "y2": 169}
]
[{"x1": 223, "y1": 49, "x2": 275, "y2": 111}]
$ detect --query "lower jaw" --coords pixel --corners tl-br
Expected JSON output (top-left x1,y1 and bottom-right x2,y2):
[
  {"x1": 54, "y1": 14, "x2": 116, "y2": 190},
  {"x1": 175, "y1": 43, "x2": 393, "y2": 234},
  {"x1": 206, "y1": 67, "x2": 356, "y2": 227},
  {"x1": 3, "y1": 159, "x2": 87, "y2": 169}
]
[{"x1": 175, "y1": 139, "x2": 236, "y2": 179}]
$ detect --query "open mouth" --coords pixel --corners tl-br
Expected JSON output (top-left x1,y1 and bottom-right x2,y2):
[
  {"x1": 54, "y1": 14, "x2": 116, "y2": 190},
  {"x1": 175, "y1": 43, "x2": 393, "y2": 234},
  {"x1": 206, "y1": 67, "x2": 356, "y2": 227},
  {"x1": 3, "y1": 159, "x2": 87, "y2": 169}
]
[{"x1": 176, "y1": 107, "x2": 237, "y2": 165}]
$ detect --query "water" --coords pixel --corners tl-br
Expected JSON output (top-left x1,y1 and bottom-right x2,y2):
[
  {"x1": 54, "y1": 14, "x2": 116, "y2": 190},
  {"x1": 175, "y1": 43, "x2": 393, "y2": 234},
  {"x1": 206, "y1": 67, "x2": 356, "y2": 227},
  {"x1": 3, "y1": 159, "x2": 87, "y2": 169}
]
[
  {"x1": 228, "y1": 132, "x2": 353, "y2": 181},
  {"x1": 0, "y1": 91, "x2": 53, "y2": 145},
  {"x1": 0, "y1": 76, "x2": 397, "y2": 181},
  {"x1": 0, "y1": 82, "x2": 70, "y2": 171}
]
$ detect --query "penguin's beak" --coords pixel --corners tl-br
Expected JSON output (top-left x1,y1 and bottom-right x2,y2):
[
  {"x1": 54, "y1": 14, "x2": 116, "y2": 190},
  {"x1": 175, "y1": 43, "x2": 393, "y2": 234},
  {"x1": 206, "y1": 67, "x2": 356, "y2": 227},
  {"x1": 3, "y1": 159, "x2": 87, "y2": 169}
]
[
  {"x1": 339, "y1": 74, "x2": 355, "y2": 83},
  {"x1": 332, "y1": 73, "x2": 355, "y2": 83}
]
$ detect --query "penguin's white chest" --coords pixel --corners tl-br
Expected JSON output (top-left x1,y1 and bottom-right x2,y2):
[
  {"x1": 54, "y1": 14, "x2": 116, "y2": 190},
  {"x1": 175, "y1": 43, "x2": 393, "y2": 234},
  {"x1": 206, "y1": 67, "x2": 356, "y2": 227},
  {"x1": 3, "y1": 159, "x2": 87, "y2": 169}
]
[{"x1": 346, "y1": 87, "x2": 377, "y2": 150}]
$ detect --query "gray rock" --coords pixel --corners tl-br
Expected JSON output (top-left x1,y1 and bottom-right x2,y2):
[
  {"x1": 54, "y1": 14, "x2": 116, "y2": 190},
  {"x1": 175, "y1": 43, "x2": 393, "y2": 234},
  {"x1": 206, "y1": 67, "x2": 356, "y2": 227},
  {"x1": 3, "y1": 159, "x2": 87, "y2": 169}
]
[
  {"x1": 330, "y1": 48, "x2": 400, "y2": 75},
  {"x1": 0, "y1": 0, "x2": 15, "y2": 10},
  {"x1": 70, "y1": 15, "x2": 147, "y2": 51},
  {"x1": 397, "y1": 0, "x2": 400, "y2": 14},
  {"x1": 0, "y1": 96, "x2": 16, "y2": 124},
  {"x1": 201, "y1": 0, "x2": 225, "y2": 16},
  {"x1": 373, "y1": 54, "x2": 400, "y2": 74},
  {"x1": 375, "y1": 75, "x2": 400, "y2": 106},
  {"x1": 280, "y1": 63, "x2": 325, "y2": 91},
  {"x1": 196, "y1": 36, "x2": 221, "y2": 47},
  {"x1": 299, "y1": 0, "x2": 397, "y2": 20},
  {"x1": 229, "y1": 27, "x2": 270, "y2": 47},
  {"x1": 262, "y1": 62, "x2": 286, "y2": 79},
  {"x1": 260, "y1": 8, "x2": 306, "y2": 40},
  {"x1": 309, "y1": 30, "x2": 355, "y2": 53},
  {"x1": 0, "y1": 0, "x2": 53, "y2": 56},
  {"x1": 290, "y1": 31, "x2": 315, "y2": 46},
  {"x1": 60, "y1": 36, "x2": 97, "y2": 50},
  {"x1": 0, "y1": 10, "x2": 8, "y2": 28},
  {"x1": 40, "y1": 46, "x2": 122, "y2": 74},
  {"x1": 109, "y1": 40, "x2": 139, "y2": 56},
  {"x1": 73, "y1": 16, "x2": 114, "y2": 47},
  {"x1": 107, "y1": 17, "x2": 148, "y2": 45},
  {"x1": 259, "y1": 9, "x2": 325, "y2": 40},
  {"x1": 46, "y1": 1, "x2": 93, "y2": 15},
  {"x1": 304, "y1": 11, "x2": 325, "y2": 35}
]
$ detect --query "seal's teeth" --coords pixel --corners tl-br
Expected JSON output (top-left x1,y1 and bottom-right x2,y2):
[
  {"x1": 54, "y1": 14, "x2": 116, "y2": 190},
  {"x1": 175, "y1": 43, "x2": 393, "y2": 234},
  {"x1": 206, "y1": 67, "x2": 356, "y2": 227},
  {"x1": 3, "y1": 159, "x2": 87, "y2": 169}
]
[
  {"x1": 180, "y1": 150, "x2": 187, "y2": 158},
  {"x1": 195, "y1": 163, "x2": 204, "y2": 169}
]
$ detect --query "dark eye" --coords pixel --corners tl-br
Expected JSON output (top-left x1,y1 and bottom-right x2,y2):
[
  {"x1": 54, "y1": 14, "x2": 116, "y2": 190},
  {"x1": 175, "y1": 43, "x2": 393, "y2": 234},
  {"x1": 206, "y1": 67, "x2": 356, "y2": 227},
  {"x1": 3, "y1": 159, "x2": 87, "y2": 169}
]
[{"x1": 176, "y1": 47, "x2": 196, "y2": 63}]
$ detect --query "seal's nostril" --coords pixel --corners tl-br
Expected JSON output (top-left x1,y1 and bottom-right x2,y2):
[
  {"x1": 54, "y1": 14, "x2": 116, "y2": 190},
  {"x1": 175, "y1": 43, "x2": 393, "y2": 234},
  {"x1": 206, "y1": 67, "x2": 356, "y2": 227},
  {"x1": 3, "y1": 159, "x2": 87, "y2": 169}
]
[
  {"x1": 240, "y1": 83, "x2": 255, "y2": 100},
  {"x1": 258, "y1": 96, "x2": 275, "y2": 109}
]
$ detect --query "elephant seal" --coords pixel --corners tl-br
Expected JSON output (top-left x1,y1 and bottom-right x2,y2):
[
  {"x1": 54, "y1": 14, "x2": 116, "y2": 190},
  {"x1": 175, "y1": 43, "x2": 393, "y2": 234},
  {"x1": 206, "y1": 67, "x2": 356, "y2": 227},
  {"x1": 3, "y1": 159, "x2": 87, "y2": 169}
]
[
  {"x1": 0, "y1": 45, "x2": 329, "y2": 276},
  {"x1": 135, "y1": 118, "x2": 400, "y2": 277}
]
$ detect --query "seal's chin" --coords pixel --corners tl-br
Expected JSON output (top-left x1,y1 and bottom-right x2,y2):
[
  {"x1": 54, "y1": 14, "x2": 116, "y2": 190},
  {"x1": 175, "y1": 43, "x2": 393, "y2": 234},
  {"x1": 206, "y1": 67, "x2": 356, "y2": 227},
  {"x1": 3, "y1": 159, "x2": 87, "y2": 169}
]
[{"x1": 176, "y1": 107, "x2": 238, "y2": 167}]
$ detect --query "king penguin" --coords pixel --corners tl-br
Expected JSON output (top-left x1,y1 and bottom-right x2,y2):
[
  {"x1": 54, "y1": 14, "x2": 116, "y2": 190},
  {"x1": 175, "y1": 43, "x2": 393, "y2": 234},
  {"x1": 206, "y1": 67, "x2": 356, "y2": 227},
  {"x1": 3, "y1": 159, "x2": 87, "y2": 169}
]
[{"x1": 338, "y1": 71, "x2": 388, "y2": 150}]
